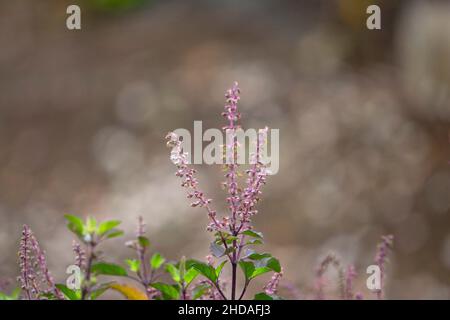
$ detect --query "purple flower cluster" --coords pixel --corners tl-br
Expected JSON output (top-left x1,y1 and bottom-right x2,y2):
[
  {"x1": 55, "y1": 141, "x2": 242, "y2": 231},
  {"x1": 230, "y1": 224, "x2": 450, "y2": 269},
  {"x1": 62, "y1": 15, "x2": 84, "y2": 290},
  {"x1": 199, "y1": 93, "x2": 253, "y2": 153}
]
[
  {"x1": 18, "y1": 225, "x2": 63, "y2": 300},
  {"x1": 264, "y1": 269, "x2": 283, "y2": 295},
  {"x1": 374, "y1": 234, "x2": 394, "y2": 299},
  {"x1": 72, "y1": 240, "x2": 86, "y2": 271},
  {"x1": 166, "y1": 82, "x2": 269, "y2": 237}
]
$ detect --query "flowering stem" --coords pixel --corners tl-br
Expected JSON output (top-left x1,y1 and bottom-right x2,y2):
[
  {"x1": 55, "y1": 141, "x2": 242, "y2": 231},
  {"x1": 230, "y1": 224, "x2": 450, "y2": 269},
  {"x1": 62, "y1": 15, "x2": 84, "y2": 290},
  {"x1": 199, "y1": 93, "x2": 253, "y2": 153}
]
[
  {"x1": 231, "y1": 258, "x2": 237, "y2": 300},
  {"x1": 81, "y1": 243, "x2": 95, "y2": 300}
]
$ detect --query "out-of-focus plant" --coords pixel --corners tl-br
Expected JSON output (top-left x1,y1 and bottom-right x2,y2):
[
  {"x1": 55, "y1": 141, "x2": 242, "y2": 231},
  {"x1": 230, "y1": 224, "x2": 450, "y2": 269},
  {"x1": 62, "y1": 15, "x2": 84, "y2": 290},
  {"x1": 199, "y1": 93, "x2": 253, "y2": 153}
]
[
  {"x1": 17, "y1": 225, "x2": 64, "y2": 300},
  {"x1": 0, "y1": 288, "x2": 21, "y2": 301},
  {"x1": 312, "y1": 235, "x2": 394, "y2": 300},
  {"x1": 57, "y1": 215, "x2": 127, "y2": 300},
  {"x1": 121, "y1": 216, "x2": 166, "y2": 299},
  {"x1": 165, "y1": 82, "x2": 283, "y2": 300}
]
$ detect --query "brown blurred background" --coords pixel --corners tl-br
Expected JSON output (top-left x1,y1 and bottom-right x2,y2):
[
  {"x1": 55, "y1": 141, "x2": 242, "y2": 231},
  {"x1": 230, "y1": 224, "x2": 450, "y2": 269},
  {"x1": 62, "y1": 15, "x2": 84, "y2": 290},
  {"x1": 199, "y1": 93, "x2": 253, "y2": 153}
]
[{"x1": 0, "y1": 0, "x2": 449, "y2": 299}]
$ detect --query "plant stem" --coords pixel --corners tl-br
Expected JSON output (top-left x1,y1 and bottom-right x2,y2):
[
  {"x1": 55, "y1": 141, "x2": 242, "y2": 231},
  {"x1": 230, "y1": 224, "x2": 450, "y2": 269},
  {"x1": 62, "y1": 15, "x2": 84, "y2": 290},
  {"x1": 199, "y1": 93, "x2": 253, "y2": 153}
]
[
  {"x1": 81, "y1": 243, "x2": 95, "y2": 300},
  {"x1": 238, "y1": 281, "x2": 249, "y2": 300},
  {"x1": 213, "y1": 281, "x2": 227, "y2": 300},
  {"x1": 231, "y1": 260, "x2": 237, "y2": 300}
]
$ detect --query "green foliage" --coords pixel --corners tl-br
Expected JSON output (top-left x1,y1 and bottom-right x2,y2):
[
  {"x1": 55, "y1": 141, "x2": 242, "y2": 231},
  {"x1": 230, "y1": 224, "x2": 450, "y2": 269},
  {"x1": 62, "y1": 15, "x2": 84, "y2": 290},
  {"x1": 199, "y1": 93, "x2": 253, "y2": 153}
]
[
  {"x1": 56, "y1": 284, "x2": 81, "y2": 300},
  {"x1": 150, "y1": 252, "x2": 165, "y2": 270},
  {"x1": 165, "y1": 263, "x2": 181, "y2": 283},
  {"x1": 254, "y1": 292, "x2": 274, "y2": 300},
  {"x1": 0, "y1": 288, "x2": 20, "y2": 300},
  {"x1": 150, "y1": 283, "x2": 179, "y2": 300},
  {"x1": 239, "y1": 255, "x2": 281, "y2": 281},
  {"x1": 125, "y1": 259, "x2": 141, "y2": 273},
  {"x1": 138, "y1": 236, "x2": 150, "y2": 248},
  {"x1": 192, "y1": 262, "x2": 218, "y2": 283},
  {"x1": 239, "y1": 261, "x2": 255, "y2": 280},
  {"x1": 191, "y1": 283, "x2": 211, "y2": 300},
  {"x1": 215, "y1": 260, "x2": 228, "y2": 278},
  {"x1": 98, "y1": 220, "x2": 121, "y2": 235},
  {"x1": 242, "y1": 230, "x2": 264, "y2": 239},
  {"x1": 91, "y1": 262, "x2": 128, "y2": 277},
  {"x1": 64, "y1": 215, "x2": 123, "y2": 242}
]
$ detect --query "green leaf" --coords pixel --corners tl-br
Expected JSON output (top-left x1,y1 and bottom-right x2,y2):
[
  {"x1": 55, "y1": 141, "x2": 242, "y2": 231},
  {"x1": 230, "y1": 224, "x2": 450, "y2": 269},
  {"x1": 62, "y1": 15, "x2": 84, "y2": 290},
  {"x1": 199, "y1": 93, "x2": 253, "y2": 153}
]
[
  {"x1": 185, "y1": 259, "x2": 200, "y2": 270},
  {"x1": 250, "y1": 267, "x2": 271, "y2": 279},
  {"x1": 184, "y1": 268, "x2": 199, "y2": 286},
  {"x1": 105, "y1": 230, "x2": 124, "y2": 239},
  {"x1": 165, "y1": 263, "x2": 181, "y2": 283},
  {"x1": 242, "y1": 230, "x2": 263, "y2": 239},
  {"x1": 192, "y1": 262, "x2": 217, "y2": 283},
  {"x1": 215, "y1": 260, "x2": 228, "y2": 277},
  {"x1": 0, "y1": 292, "x2": 11, "y2": 300},
  {"x1": 239, "y1": 261, "x2": 255, "y2": 280},
  {"x1": 247, "y1": 239, "x2": 263, "y2": 245},
  {"x1": 55, "y1": 284, "x2": 80, "y2": 300},
  {"x1": 254, "y1": 292, "x2": 274, "y2": 300},
  {"x1": 10, "y1": 288, "x2": 21, "y2": 300},
  {"x1": 150, "y1": 283, "x2": 179, "y2": 300},
  {"x1": 248, "y1": 253, "x2": 272, "y2": 260},
  {"x1": 98, "y1": 220, "x2": 121, "y2": 235},
  {"x1": 90, "y1": 283, "x2": 112, "y2": 300},
  {"x1": 192, "y1": 283, "x2": 210, "y2": 300},
  {"x1": 138, "y1": 236, "x2": 150, "y2": 248},
  {"x1": 91, "y1": 262, "x2": 128, "y2": 276},
  {"x1": 210, "y1": 242, "x2": 226, "y2": 258},
  {"x1": 86, "y1": 217, "x2": 97, "y2": 234},
  {"x1": 150, "y1": 252, "x2": 165, "y2": 270},
  {"x1": 64, "y1": 214, "x2": 84, "y2": 237},
  {"x1": 125, "y1": 259, "x2": 141, "y2": 273},
  {"x1": 267, "y1": 257, "x2": 281, "y2": 273}
]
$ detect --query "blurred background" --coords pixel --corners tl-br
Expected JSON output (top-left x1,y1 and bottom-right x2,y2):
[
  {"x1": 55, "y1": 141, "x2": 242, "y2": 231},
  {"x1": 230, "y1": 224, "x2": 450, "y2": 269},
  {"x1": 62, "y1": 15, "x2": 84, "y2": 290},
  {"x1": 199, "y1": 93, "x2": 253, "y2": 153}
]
[{"x1": 0, "y1": 0, "x2": 450, "y2": 299}]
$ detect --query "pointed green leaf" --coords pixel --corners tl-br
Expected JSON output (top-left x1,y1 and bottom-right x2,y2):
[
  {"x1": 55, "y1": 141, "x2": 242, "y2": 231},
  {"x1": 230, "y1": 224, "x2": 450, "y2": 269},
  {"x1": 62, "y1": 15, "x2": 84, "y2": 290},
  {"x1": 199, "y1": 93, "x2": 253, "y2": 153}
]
[
  {"x1": 138, "y1": 236, "x2": 150, "y2": 248},
  {"x1": 125, "y1": 259, "x2": 141, "y2": 273},
  {"x1": 215, "y1": 260, "x2": 228, "y2": 277},
  {"x1": 105, "y1": 230, "x2": 124, "y2": 239},
  {"x1": 165, "y1": 263, "x2": 181, "y2": 283},
  {"x1": 239, "y1": 261, "x2": 255, "y2": 280},
  {"x1": 254, "y1": 292, "x2": 274, "y2": 300},
  {"x1": 248, "y1": 253, "x2": 272, "y2": 260},
  {"x1": 150, "y1": 252, "x2": 165, "y2": 270},
  {"x1": 98, "y1": 220, "x2": 121, "y2": 235},
  {"x1": 192, "y1": 262, "x2": 217, "y2": 283},
  {"x1": 184, "y1": 268, "x2": 199, "y2": 286},
  {"x1": 192, "y1": 283, "x2": 210, "y2": 300},
  {"x1": 64, "y1": 214, "x2": 84, "y2": 237},
  {"x1": 91, "y1": 262, "x2": 127, "y2": 276},
  {"x1": 86, "y1": 217, "x2": 97, "y2": 234},
  {"x1": 55, "y1": 284, "x2": 81, "y2": 300},
  {"x1": 267, "y1": 257, "x2": 281, "y2": 273},
  {"x1": 247, "y1": 239, "x2": 263, "y2": 245},
  {"x1": 150, "y1": 283, "x2": 179, "y2": 300},
  {"x1": 242, "y1": 230, "x2": 263, "y2": 239},
  {"x1": 250, "y1": 267, "x2": 271, "y2": 279}
]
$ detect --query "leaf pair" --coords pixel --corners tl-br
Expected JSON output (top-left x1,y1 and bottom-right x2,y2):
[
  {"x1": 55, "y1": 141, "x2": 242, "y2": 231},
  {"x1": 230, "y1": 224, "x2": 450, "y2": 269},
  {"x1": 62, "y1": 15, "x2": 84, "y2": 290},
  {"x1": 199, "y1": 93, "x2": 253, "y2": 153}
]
[
  {"x1": 64, "y1": 215, "x2": 123, "y2": 242},
  {"x1": 191, "y1": 260, "x2": 227, "y2": 283},
  {"x1": 239, "y1": 255, "x2": 281, "y2": 281}
]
